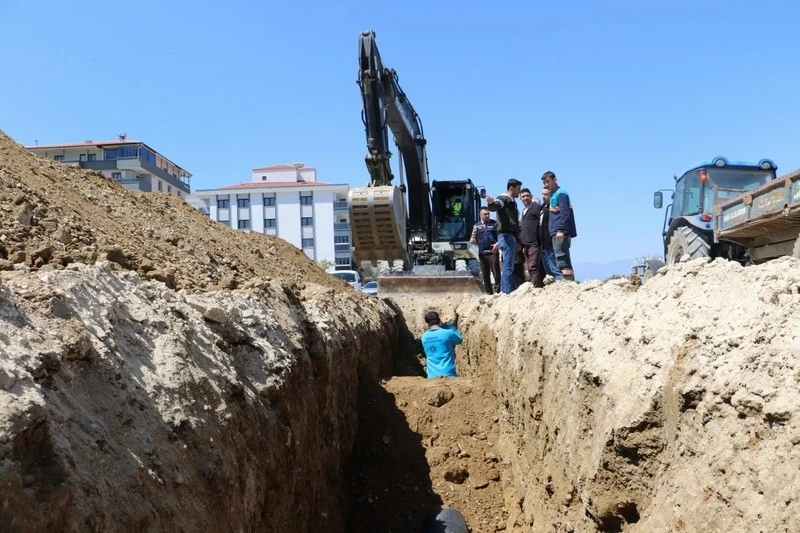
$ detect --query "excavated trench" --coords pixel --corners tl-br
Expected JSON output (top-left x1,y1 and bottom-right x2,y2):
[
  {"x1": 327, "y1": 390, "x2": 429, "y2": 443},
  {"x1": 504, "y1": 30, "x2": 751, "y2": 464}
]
[
  {"x1": 344, "y1": 297, "x2": 513, "y2": 532},
  {"x1": 3, "y1": 260, "x2": 800, "y2": 533}
]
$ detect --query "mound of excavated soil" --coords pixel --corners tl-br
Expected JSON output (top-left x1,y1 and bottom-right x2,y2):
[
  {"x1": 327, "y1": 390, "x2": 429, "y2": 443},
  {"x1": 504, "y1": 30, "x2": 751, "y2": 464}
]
[
  {"x1": 0, "y1": 130, "x2": 339, "y2": 292},
  {"x1": 449, "y1": 257, "x2": 800, "y2": 532},
  {"x1": 0, "y1": 129, "x2": 400, "y2": 531}
]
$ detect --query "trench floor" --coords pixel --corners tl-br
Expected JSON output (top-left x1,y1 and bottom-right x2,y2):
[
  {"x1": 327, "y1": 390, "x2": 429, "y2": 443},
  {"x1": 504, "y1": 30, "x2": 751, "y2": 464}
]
[{"x1": 345, "y1": 372, "x2": 521, "y2": 532}]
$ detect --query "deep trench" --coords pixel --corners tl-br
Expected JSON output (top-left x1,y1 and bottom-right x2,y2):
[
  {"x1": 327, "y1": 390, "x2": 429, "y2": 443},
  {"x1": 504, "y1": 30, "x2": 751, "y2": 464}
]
[{"x1": 343, "y1": 305, "x2": 473, "y2": 532}]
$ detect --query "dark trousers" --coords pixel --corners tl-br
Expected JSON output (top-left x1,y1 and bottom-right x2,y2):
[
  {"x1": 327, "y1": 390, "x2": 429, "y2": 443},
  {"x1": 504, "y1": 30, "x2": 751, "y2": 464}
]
[
  {"x1": 478, "y1": 252, "x2": 501, "y2": 294},
  {"x1": 522, "y1": 244, "x2": 540, "y2": 286}
]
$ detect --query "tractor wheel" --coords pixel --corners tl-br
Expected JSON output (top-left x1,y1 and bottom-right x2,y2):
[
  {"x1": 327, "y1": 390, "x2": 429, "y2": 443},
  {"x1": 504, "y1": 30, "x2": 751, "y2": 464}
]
[{"x1": 666, "y1": 226, "x2": 710, "y2": 266}]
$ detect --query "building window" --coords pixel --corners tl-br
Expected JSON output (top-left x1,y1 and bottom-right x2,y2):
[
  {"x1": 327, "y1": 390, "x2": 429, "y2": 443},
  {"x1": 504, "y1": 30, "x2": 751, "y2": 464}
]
[
  {"x1": 237, "y1": 219, "x2": 251, "y2": 229},
  {"x1": 335, "y1": 257, "x2": 351, "y2": 266},
  {"x1": 111, "y1": 172, "x2": 122, "y2": 181},
  {"x1": 53, "y1": 155, "x2": 64, "y2": 161},
  {"x1": 79, "y1": 154, "x2": 87, "y2": 162},
  {"x1": 301, "y1": 217, "x2": 313, "y2": 227},
  {"x1": 264, "y1": 218, "x2": 276, "y2": 228},
  {"x1": 300, "y1": 193, "x2": 313, "y2": 205},
  {"x1": 167, "y1": 185, "x2": 172, "y2": 193},
  {"x1": 237, "y1": 197, "x2": 250, "y2": 208},
  {"x1": 302, "y1": 238, "x2": 314, "y2": 248},
  {"x1": 217, "y1": 198, "x2": 230, "y2": 209},
  {"x1": 263, "y1": 196, "x2": 276, "y2": 207},
  {"x1": 157, "y1": 181, "x2": 163, "y2": 192},
  {"x1": 262, "y1": 175, "x2": 267, "y2": 181},
  {"x1": 87, "y1": 153, "x2": 96, "y2": 161},
  {"x1": 334, "y1": 235, "x2": 350, "y2": 244}
]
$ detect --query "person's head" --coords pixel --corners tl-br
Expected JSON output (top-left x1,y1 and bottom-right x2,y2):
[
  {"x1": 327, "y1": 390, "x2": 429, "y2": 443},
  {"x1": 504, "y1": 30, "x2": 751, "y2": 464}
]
[
  {"x1": 541, "y1": 187, "x2": 551, "y2": 203},
  {"x1": 479, "y1": 206, "x2": 491, "y2": 223},
  {"x1": 424, "y1": 311, "x2": 441, "y2": 327},
  {"x1": 520, "y1": 187, "x2": 533, "y2": 205},
  {"x1": 507, "y1": 178, "x2": 522, "y2": 198},
  {"x1": 541, "y1": 171, "x2": 558, "y2": 192}
]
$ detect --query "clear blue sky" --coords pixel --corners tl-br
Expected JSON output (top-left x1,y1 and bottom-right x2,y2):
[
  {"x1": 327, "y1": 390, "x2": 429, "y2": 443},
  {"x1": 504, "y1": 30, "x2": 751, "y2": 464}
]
[{"x1": 2, "y1": 0, "x2": 800, "y2": 264}]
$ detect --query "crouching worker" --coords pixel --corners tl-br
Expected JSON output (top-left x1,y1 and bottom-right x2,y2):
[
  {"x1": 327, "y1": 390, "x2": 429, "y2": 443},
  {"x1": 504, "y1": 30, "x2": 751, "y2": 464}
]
[{"x1": 421, "y1": 311, "x2": 463, "y2": 379}]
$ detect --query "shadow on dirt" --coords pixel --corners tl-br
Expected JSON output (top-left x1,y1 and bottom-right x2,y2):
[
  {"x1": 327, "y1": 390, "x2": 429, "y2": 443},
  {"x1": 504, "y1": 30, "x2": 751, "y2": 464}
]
[{"x1": 345, "y1": 377, "x2": 442, "y2": 532}]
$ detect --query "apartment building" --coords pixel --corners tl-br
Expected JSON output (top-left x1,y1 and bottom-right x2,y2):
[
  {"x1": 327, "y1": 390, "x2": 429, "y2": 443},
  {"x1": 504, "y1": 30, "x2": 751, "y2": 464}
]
[
  {"x1": 193, "y1": 163, "x2": 353, "y2": 268},
  {"x1": 26, "y1": 137, "x2": 191, "y2": 197}
]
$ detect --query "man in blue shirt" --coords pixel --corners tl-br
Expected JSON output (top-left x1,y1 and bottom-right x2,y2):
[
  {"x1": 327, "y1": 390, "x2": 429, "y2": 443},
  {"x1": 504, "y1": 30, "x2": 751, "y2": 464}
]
[
  {"x1": 542, "y1": 171, "x2": 578, "y2": 281},
  {"x1": 420, "y1": 311, "x2": 463, "y2": 378}
]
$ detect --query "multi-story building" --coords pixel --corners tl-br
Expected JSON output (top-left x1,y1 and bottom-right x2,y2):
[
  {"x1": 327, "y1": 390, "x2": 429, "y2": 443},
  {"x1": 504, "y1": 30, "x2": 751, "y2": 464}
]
[
  {"x1": 193, "y1": 163, "x2": 353, "y2": 268},
  {"x1": 26, "y1": 137, "x2": 191, "y2": 197}
]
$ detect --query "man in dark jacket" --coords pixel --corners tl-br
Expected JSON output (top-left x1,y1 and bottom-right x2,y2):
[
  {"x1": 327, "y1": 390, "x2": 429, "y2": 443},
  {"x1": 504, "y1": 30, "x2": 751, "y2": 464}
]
[
  {"x1": 535, "y1": 185, "x2": 562, "y2": 287},
  {"x1": 485, "y1": 178, "x2": 522, "y2": 294},
  {"x1": 470, "y1": 207, "x2": 501, "y2": 294},
  {"x1": 518, "y1": 187, "x2": 542, "y2": 285},
  {"x1": 542, "y1": 171, "x2": 577, "y2": 281}
]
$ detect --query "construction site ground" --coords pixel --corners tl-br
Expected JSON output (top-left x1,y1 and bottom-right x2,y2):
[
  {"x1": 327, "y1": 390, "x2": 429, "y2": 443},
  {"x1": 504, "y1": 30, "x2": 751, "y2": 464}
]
[{"x1": 2, "y1": 128, "x2": 800, "y2": 533}]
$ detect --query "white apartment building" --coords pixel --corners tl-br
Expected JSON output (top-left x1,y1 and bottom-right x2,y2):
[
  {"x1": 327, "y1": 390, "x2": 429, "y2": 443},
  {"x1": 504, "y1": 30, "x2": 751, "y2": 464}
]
[
  {"x1": 26, "y1": 138, "x2": 191, "y2": 197},
  {"x1": 193, "y1": 163, "x2": 353, "y2": 268}
]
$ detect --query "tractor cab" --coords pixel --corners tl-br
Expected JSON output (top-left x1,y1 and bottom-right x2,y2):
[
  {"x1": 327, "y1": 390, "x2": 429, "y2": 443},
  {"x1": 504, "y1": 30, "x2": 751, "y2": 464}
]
[{"x1": 653, "y1": 157, "x2": 777, "y2": 264}]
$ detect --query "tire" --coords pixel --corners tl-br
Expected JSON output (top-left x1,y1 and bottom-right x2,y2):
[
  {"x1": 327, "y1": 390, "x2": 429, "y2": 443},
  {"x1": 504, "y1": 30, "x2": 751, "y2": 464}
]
[
  {"x1": 643, "y1": 259, "x2": 665, "y2": 282},
  {"x1": 666, "y1": 226, "x2": 710, "y2": 266},
  {"x1": 467, "y1": 258, "x2": 480, "y2": 276}
]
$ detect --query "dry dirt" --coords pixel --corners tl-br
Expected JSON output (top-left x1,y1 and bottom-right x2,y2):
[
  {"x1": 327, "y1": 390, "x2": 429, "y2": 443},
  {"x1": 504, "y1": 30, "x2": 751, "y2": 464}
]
[{"x1": 2, "y1": 126, "x2": 800, "y2": 533}]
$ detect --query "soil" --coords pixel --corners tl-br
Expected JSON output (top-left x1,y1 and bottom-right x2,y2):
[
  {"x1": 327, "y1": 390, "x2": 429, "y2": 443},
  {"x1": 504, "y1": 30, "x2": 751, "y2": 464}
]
[{"x1": 3, "y1": 126, "x2": 800, "y2": 533}]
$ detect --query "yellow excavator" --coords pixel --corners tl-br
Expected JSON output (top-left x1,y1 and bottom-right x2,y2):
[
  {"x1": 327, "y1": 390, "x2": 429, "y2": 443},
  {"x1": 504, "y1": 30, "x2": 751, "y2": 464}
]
[{"x1": 348, "y1": 30, "x2": 485, "y2": 296}]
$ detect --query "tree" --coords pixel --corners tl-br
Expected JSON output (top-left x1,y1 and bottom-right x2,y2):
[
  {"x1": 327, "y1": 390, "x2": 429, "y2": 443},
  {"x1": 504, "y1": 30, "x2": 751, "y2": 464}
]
[{"x1": 317, "y1": 259, "x2": 335, "y2": 271}]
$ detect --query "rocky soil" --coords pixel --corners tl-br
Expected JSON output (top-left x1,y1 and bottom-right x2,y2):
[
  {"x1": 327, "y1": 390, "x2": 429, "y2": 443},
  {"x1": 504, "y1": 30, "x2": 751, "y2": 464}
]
[{"x1": 2, "y1": 127, "x2": 800, "y2": 533}]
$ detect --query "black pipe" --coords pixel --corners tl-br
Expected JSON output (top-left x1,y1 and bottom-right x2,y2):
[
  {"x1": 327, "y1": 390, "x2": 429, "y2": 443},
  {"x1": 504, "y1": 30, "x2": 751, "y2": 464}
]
[{"x1": 420, "y1": 507, "x2": 468, "y2": 533}]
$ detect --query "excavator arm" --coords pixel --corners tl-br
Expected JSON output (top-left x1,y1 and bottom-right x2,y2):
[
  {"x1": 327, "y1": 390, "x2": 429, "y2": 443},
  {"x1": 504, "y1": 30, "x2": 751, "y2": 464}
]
[{"x1": 357, "y1": 30, "x2": 431, "y2": 232}]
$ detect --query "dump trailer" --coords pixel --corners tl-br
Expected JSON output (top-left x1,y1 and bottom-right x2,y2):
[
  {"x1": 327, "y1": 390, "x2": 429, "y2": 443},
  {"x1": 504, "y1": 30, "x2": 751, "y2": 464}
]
[
  {"x1": 652, "y1": 156, "x2": 800, "y2": 266},
  {"x1": 713, "y1": 166, "x2": 800, "y2": 262},
  {"x1": 349, "y1": 30, "x2": 484, "y2": 296}
]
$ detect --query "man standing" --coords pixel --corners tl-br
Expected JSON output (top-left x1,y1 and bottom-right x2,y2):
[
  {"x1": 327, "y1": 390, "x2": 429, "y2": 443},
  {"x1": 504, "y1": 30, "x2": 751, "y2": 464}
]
[
  {"x1": 542, "y1": 171, "x2": 577, "y2": 281},
  {"x1": 518, "y1": 187, "x2": 542, "y2": 284},
  {"x1": 470, "y1": 206, "x2": 501, "y2": 294},
  {"x1": 535, "y1": 185, "x2": 562, "y2": 286},
  {"x1": 485, "y1": 178, "x2": 522, "y2": 294},
  {"x1": 420, "y1": 311, "x2": 463, "y2": 378}
]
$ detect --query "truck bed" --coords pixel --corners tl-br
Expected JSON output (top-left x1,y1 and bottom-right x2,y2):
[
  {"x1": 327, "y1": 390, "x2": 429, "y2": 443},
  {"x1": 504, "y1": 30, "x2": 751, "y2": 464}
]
[{"x1": 714, "y1": 168, "x2": 800, "y2": 242}]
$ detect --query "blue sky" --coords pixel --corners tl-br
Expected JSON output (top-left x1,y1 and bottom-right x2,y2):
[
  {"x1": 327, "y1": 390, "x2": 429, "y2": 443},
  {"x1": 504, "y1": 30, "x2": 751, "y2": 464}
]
[{"x1": 2, "y1": 0, "x2": 799, "y2": 264}]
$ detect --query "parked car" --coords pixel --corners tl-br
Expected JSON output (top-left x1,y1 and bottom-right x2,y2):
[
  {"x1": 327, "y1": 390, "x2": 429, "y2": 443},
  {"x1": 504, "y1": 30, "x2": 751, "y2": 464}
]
[
  {"x1": 361, "y1": 280, "x2": 378, "y2": 296},
  {"x1": 329, "y1": 269, "x2": 362, "y2": 291}
]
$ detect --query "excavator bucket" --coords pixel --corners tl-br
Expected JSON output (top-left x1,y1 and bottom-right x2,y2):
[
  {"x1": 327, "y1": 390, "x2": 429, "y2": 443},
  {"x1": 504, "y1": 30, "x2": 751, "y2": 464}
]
[
  {"x1": 377, "y1": 274, "x2": 484, "y2": 297},
  {"x1": 348, "y1": 185, "x2": 409, "y2": 267}
]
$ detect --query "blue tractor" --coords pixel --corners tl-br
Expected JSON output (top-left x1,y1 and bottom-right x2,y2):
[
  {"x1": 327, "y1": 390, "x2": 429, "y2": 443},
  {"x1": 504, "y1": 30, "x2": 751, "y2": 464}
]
[{"x1": 653, "y1": 156, "x2": 778, "y2": 266}]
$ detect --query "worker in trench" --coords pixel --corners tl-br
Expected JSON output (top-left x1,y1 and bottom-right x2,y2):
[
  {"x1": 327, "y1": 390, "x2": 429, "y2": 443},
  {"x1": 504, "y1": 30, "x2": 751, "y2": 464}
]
[{"x1": 420, "y1": 311, "x2": 463, "y2": 378}]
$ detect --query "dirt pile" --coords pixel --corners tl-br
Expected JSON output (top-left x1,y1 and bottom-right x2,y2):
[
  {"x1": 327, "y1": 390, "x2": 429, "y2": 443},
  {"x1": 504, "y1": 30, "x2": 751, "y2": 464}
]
[
  {"x1": 0, "y1": 130, "x2": 336, "y2": 291},
  {"x1": 442, "y1": 257, "x2": 800, "y2": 532},
  {"x1": 0, "y1": 130, "x2": 399, "y2": 531}
]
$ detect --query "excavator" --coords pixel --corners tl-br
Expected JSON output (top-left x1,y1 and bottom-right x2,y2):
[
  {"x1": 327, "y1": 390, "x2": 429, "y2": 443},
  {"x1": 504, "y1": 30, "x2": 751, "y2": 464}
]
[{"x1": 347, "y1": 30, "x2": 485, "y2": 295}]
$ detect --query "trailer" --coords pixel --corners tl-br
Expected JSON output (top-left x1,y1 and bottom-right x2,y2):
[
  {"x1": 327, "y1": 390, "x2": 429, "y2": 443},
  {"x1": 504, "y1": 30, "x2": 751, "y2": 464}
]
[{"x1": 713, "y1": 167, "x2": 800, "y2": 262}]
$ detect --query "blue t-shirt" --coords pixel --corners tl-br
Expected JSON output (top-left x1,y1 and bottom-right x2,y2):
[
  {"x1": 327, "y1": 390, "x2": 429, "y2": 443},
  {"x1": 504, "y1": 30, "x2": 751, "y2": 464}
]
[{"x1": 420, "y1": 323, "x2": 463, "y2": 378}]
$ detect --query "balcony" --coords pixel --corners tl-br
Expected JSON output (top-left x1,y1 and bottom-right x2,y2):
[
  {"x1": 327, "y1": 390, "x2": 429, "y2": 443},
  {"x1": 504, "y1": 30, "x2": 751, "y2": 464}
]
[
  {"x1": 333, "y1": 222, "x2": 350, "y2": 231},
  {"x1": 333, "y1": 200, "x2": 348, "y2": 211}
]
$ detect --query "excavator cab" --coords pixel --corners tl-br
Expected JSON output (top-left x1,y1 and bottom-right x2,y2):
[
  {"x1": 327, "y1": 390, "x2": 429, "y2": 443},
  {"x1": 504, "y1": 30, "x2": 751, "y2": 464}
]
[{"x1": 431, "y1": 180, "x2": 481, "y2": 244}]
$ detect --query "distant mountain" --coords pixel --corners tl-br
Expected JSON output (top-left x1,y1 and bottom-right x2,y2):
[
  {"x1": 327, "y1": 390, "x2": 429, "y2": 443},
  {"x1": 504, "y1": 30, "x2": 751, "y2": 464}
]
[{"x1": 572, "y1": 259, "x2": 633, "y2": 282}]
